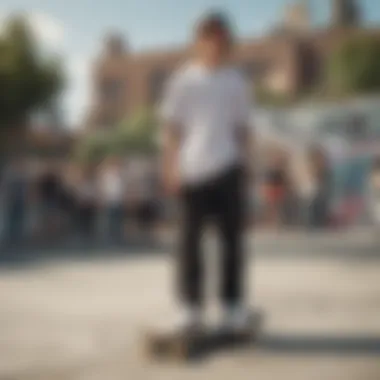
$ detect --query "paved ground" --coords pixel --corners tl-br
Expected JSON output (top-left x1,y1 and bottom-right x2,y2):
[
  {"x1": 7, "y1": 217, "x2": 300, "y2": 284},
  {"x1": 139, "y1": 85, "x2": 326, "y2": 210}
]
[
  {"x1": 0, "y1": 241, "x2": 380, "y2": 380},
  {"x1": 2, "y1": 228, "x2": 380, "y2": 263}
]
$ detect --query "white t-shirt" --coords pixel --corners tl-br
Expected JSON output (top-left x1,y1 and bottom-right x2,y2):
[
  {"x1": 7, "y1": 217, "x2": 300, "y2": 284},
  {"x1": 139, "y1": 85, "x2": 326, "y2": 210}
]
[
  {"x1": 99, "y1": 169, "x2": 124, "y2": 205},
  {"x1": 160, "y1": 62, "x2": 252, "y2": 184}
]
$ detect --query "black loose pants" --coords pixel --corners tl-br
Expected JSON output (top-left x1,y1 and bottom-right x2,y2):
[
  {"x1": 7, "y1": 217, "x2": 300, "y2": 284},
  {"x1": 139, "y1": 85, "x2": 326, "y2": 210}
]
[{"x1": 178, "y1": 165, "x2": 246, "y2": 307}]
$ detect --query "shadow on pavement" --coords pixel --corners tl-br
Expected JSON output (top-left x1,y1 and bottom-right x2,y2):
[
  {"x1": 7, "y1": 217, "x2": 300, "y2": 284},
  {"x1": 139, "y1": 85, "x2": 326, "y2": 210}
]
[
  {"x1": 257, "y1": 335, "x2": 380, "y2": 355},
  {"x1": 0, "y1": 237, "x2": 168, "y2": 269},
  {"x1": 201, "y1": 334, "x2": 380, "y2": 361},
  {"x1": 1, "y1": 232, "x2": 380, "y2": 269},
  {"x1": 257, "y1": 334, "x2": 380, "y2": 355},
  {"x1": 207, "y1": 334, "x2": 380, "y2": 357}
]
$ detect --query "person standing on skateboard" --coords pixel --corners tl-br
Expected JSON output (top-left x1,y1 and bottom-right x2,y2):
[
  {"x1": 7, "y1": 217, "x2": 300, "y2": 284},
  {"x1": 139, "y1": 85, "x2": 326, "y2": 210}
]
[{"x1": 160, "y1": 11, "x2": 254, "y2": 332}]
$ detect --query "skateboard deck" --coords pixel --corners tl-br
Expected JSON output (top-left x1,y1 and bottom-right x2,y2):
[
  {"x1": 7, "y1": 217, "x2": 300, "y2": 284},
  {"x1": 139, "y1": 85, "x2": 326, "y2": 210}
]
[{"x1": 143, "y1": 310, "x2": 264, "y2": 361}]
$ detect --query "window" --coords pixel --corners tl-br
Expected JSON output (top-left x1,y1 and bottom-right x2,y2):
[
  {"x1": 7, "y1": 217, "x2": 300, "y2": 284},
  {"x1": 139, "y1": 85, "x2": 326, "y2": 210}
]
[
  {"x1": 100, "y1": 78, "x2": 124, "y2": 103},
  {"x1": 149, "y1": 69, "x2": 169, "y2": 105}
]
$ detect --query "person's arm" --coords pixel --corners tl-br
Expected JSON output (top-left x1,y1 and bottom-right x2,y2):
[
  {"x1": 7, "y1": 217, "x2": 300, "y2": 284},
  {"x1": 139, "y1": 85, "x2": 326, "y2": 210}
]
[
  {"x1": 159, "y1": 71, "x2": 185, "y2": 196},
  {"x1": 162, "y1": 124, "x2": 181, "y2": 195}
]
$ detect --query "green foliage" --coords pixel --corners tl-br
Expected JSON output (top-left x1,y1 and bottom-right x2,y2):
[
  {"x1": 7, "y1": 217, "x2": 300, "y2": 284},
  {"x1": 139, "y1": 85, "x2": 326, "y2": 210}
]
[
  {"x1": 0, "y1": 15, "x2": 64, "y2": 128},
  {"x1": 327, "y1": 35, "x2": 380, "y2": 96},
  {"x1": 75, "y1": 108, "x2": 159, "y2": 163},
  {"x1": 117, "y1": 108, "x2": 158, "y2": 154},
  {"x1": 255, "y1": 85, "x2": 297, "y2": 107},
  {"x1": 74, "y1": 131, "x2": 113, "y2": 164}
]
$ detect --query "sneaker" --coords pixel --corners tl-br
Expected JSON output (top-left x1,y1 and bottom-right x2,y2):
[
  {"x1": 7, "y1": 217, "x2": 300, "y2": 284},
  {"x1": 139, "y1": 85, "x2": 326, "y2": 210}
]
[
  {"x1": 220, "y1": 305, "x2": 251, "y2": 334},
  {"x1": 173, "y1": 306, "x2": 203, "y2": 333}
]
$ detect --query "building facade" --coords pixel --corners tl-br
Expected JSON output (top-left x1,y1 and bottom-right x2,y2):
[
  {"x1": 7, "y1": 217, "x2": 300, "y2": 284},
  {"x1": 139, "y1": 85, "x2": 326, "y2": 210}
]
[{"x1": 86, "y1": 0, "x2": 378, "y2": 129}]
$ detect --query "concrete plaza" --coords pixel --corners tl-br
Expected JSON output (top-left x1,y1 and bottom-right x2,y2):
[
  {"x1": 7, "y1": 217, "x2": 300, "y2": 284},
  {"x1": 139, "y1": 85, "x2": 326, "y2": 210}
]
[{"x1": 0, "y1": 235, "x2": 380, "y2": 380}]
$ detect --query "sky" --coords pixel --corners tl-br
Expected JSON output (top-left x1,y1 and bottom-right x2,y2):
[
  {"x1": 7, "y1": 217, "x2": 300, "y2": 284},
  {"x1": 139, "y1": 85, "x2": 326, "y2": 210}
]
[{"x1": 0, "y1": 0, "x2": 380, "y2": 128}]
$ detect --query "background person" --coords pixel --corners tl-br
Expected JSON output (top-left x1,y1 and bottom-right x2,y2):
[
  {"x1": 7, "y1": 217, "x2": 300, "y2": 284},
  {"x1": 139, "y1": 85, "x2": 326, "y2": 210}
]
[
  {"x1": 1, "y1": 158, "x2": 29, "y2": 247},
  {"x1": 131, "y1": 159, "x2": 160, "y2": 239},
  {"x1": 262, "y1": 150, "x2": 289, "y2": 227},
  {"x1": 59, "y1": 163, "x2": 81, "y2": 237},
  {"x1": 36, "y1": 163, "x2": 62, "y2": 237},
  {"x1": 77, "y1": 166, "x2": 98, "y2": 240},
  {"x1": 308, "y1": 145, "x2": 333, "y2": 229},
  {"x1": 98, "y1": 157, "x2": 125, "y2": 242},
  {"x1": 369, "y1": 156, "x2": 380, "y2": 233},
  {"x1": 290, "y1": 147, "x2": 318, "y2": 228}
]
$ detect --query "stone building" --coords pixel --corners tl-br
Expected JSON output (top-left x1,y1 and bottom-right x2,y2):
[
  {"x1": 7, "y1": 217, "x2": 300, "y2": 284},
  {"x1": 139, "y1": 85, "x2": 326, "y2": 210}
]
[{"x1": 86, "y1": 0, "x2": 378, "y2": 129}]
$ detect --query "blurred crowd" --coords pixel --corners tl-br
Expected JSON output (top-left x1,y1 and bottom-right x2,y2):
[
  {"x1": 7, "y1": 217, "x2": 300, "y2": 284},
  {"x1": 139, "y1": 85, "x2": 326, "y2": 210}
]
[
  {"x1": 1, "y1": 149, "x2": 380, "y2": 249},
  {"x1": 255, "y1": 145, "x2": 380, "y2": 230},
  {"x1": 255, "y1": 145, "x2": 333, "y2": 229},
  {"x1": 0, "y1": 156, "x2": 162, "y2": 248}
]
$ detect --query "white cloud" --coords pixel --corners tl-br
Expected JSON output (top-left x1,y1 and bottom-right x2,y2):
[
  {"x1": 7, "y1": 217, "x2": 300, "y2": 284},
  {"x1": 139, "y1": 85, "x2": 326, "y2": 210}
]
[
  {"x1": 64, "y1": 54, "x2": 92, "y2": 128},
  {"x1": 27, "y1": 12, "x2": 66, "y2": 50},
  {"x1": 0, "y1": 10, "x2": 6, "y2": 33},
  {"x1": 0, "y1": 11, "x2": 66, "y2": 51}
]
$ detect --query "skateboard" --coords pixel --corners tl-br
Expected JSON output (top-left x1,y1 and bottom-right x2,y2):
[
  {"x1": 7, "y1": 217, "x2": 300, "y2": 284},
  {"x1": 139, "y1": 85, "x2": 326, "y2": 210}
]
[{"x1": 143, "y1": 310, "x2": 264, "y2": 361}]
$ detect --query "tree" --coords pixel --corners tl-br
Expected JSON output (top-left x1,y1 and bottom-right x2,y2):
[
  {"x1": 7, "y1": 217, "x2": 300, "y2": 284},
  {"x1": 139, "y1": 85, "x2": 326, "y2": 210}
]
[
  {"x1": 117, "y1": 108, "x2": 158, "y2": 154},
  {"x1": 73, "y1": 131, "x2": 113, "y2": 164},
  {"x1": 255, "y1": 85, "x2": 296, "y2": 107},
  {"x1": 74, "y1": 108, "x2": 159, "y2": 164},
  {"x1": 0, "y1": 16, "x2": 64, "y2": 131},
  {"x1": 327, "y1": 35, "x2": 380, "y2": 96}
]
